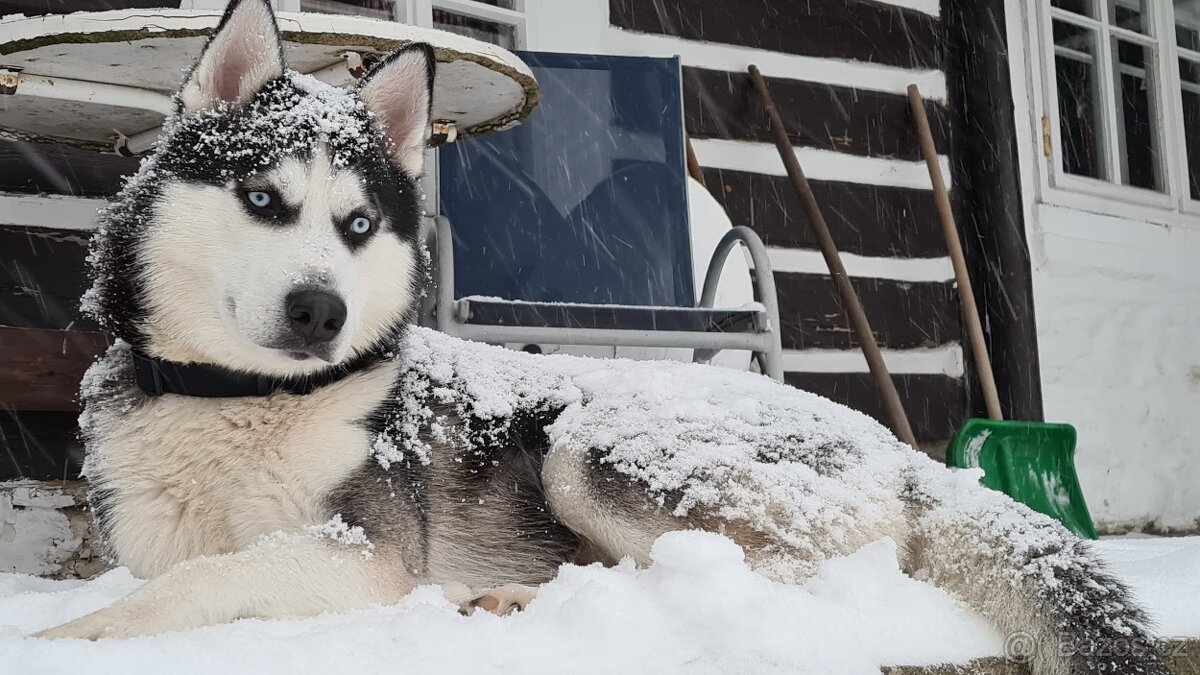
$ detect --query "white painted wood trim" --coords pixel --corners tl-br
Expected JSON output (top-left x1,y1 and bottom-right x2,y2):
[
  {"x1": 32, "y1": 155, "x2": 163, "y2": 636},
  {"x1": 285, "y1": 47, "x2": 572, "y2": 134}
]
[
  {"x1": 691, "y1": 138, "x2": 949, "y2": 191},
  {"x1": 600, "y1": 28, "x2": 948, "y2": 101},
  {"x1": 872, "y1": 0, "x2": 939, "y2": 17},
  {"x1": 526, "y1": 0, "x2": 945, "y2": 98},
  {"x1": 782, "y1": 344, "x2": 964, "y2": 377},
  {"x1": 434, "y1": 0, "x2": 524, "y2": 26},
  {"x1": 1028, "y1": 0, "x2": 1200, "y2": 226},
  {"x1": 0, "y1": 193, "x2": 104, "y2": 231},
  {"x1": 759, "y1": 247, "x2": 955, "y2": 283}
]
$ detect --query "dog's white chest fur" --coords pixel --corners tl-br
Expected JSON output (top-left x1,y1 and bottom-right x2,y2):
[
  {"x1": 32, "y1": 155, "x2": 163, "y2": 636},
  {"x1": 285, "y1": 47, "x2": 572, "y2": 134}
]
[{"x1": 86, "y1": 360, "x2": 397, "y2": 579}]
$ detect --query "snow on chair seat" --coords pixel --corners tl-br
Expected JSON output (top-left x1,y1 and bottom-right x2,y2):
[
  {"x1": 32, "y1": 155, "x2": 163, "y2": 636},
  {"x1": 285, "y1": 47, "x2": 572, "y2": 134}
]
[{"x1": 456, "y1": 297, "x2": 769, "y2": 334}]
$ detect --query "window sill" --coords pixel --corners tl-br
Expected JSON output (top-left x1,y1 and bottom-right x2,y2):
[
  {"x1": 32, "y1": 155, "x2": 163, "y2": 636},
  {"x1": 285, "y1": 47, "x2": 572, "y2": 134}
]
[{"x1": 1036, "y1": 182, "x2": 1200, "y2": 230}]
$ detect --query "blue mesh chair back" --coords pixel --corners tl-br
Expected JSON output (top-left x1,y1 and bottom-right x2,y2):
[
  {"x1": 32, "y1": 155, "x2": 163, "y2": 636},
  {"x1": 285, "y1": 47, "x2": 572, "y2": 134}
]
[{"x1": 438, "y1": 52, "x2": 693, "y2": 307}]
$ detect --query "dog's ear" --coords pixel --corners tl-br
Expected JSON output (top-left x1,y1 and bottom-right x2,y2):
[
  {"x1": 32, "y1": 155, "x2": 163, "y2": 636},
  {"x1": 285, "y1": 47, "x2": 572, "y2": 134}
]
[
  {"x1": 357, "y1": 43, "x2": 435, "y2": 177},
  {"x1": 178, "y1": 0, "x2": 284, "y2": 114}
]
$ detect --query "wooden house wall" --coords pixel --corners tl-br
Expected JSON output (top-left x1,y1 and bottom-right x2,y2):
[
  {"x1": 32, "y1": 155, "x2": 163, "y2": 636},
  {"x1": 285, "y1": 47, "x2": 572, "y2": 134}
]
[
  {"x1": 608, "y1": 0, "x2": 972, "y2": 451},
  {"x1": 0, "y1": 143, "x2": 130, "y2": 479},
  {"x1": 0, "y1": 0, "x2": 977, "y2": 480}
]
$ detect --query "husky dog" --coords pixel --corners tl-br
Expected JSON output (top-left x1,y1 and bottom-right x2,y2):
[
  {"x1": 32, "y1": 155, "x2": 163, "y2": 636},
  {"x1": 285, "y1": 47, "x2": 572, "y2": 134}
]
[{"x1": 35, "y1": 2, "x2": 1166, "y2": 673}]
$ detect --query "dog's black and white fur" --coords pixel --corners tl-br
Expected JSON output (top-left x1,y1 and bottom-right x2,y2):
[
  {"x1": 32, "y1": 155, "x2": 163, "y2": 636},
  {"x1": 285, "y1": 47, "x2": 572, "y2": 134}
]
[{"x1": 34, "y1": 3, "x2": 1169, "y2": 673}]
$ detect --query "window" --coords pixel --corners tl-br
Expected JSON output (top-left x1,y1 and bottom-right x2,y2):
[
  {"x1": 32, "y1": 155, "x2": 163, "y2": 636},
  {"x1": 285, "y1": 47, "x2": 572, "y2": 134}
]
[
  {"x1": 299, "y1": 0, "x2": 396, "y2": 20},
  {"x1": 296, "y1": 0, "x2": 526, "y2": 49},
  {"x1": 1040, "y1": 0, "x2": 1200, "y2": 209},
  {"x1": 1179, "y1": 3, "x2": 1200, "y2": 199},
  {"x1": 285, "y1": 0, "x2": 529, "y2": 214},
  {"x1": 433, "y1": 1, "x2": 521, "y2": 49}
]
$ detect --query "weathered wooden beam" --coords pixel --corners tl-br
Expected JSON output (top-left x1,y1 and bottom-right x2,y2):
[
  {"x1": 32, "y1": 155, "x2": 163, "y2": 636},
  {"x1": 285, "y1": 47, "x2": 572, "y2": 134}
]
[
  {"x1": 944, "y1": 0, "x2": 1045, "y2": 423},
  {"x1": 0, "y1": 225, "x2": 97, "y2": 330},
  {"x1": 787, "y1": 372, "x2": 968, "y2": 453},
  {"x1": 0, "y1": 326, "x2": 110, "y2": 411},
  {"x1": 0, "y1": 139, "x2": 136, "y2": 197},
  {"x1": 609, "y1": 0, "x2": 942, "y2": 70},
  {"x1": 702, "y1": 168, "x2": 946, "y2": 259},
  {"x1": 770, "y1": 272, "x2": 960, "y2": 351},
  {"x1": 684, "y1": 68, "x2": 950, "y2": 161}
]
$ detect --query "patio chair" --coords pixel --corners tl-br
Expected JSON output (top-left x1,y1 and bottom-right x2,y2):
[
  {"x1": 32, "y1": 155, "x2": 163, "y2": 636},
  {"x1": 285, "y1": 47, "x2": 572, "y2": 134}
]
[{"x1": 425, "y1": 52, "x2": 782, "y2": 380}]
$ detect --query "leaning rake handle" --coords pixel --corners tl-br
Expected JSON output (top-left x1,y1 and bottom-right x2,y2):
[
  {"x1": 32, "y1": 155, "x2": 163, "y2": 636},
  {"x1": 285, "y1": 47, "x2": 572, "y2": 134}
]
[
  {"x1": 906, "y1": 84, "x2": 1003, "y2": 422},
  {"x1": 747, "y1": 65, "x2": 918, "y2": 448}
]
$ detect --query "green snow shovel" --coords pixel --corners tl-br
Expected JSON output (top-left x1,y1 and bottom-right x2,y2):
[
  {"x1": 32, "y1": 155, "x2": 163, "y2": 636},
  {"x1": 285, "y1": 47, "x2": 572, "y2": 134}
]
[
  {"x1": 908, "y1": 86, "x2": 1096, "y2": 540},
  {"x1": 946, "y1": 419, "x2": 1096, "y2": 539}
]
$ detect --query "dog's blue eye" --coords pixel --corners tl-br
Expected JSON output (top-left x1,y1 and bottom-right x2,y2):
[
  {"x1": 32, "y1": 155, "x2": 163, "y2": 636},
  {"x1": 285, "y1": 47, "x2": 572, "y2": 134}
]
[
  {"x1": 246, "y1": 191, "x2": 272, "y2": 208},
  {"x1": 349, "y1": 216, "x2": 372, "y2": 235}
]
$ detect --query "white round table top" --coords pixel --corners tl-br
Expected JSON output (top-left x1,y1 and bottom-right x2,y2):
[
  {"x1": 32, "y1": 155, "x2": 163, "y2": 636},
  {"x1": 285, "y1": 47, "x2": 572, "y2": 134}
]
[{"x1": 0, "y1": 9, "x2": 539, "y2": 152}]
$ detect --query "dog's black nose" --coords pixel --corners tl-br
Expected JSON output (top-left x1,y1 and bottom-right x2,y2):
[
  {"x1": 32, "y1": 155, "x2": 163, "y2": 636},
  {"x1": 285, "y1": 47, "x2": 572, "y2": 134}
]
[{"x1": 285, "y1": 289, "x2": 347, "y2": 344}]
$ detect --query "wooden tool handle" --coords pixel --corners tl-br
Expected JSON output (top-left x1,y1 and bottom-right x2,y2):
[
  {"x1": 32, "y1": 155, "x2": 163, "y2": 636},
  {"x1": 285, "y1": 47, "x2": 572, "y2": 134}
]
[
  {"x1": 749, "y1": 65, "x2": 918, "y2": 447},
  {"x1": 907, "y1": 84, "x2": 1003, "y2": 421}
]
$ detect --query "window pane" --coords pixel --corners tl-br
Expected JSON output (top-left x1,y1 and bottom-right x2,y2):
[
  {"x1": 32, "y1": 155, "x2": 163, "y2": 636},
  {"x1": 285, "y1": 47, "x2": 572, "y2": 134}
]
[
  {"x1": 433, "y1": 9, "x2": 516, "y2": 48},
  {"x1": 1178, "y1": 1, "x2": 1200, "y2": 49},
  {"x1": 1053, "y1": 0, "x2": 1096, "y2": 18},
  {"x1": 461, "y1": 0, "x2": 516, "y2": 8},
  {"x1": 1181, "y1": 58, "x2": 1200, "y2": 199},
  {"x1": 300, "y1": 0, "x2": 395, "y2": 20},
  {"x1": 1112, "y1": 39, "x2": 1163, "y2": 191},
  {"x1": 1054, "y1": 20, "x2": 1108, "y2": 180},
  {"x1": 1174, "y1": 2, "x2": 1200, "y2": 199},
  {"x1": 1109, "y1": 0, "x2": 1151, "y2": 35}
]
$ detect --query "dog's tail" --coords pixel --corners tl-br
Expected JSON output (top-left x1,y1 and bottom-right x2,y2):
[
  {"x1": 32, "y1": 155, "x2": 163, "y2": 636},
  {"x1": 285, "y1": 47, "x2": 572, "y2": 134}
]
[{"x1": 902, "y1": 453, "x2": 1168, "y2": 675}]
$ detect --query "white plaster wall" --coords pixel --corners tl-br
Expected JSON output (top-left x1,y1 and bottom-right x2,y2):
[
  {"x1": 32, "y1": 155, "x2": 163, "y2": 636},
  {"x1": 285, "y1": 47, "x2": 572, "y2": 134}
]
[
  {"x1": 1030, "y1": 207, "x2": 1200, "y2": 530},
  {"x1": 1008, "y1": 0, "x2": 1200, "y2": 530}
]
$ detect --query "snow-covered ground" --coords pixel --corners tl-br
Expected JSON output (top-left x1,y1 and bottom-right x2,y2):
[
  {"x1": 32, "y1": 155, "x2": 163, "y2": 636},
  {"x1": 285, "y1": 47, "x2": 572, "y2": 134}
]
[{"x1": 1, "y1": 531, "x2": 1196, "y2": 675}]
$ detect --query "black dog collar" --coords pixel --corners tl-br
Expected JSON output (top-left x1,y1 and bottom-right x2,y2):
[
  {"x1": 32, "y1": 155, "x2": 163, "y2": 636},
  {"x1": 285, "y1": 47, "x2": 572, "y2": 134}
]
[{"x1": 131, "y1": 350, "x2": 362, "y2": 398}]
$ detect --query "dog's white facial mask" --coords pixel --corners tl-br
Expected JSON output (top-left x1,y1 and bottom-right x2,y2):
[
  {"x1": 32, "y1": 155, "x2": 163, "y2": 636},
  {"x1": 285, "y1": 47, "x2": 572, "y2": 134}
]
[
  {"x1": 135, "y1": 0, "x2": 432, "y2": 376},
  {"x1": 142, "y1": 154, "x2": 419, "y2": 375}
]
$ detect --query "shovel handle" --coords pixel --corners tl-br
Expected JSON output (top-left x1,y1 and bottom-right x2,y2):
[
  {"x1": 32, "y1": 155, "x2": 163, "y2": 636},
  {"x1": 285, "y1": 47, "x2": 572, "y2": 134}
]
[
  {"x1": 750, "y1": 65, "x2": 918, "y2": 447},
  {"x1": 907, "y1": 84, "x2": 1003, "y2": 421}
]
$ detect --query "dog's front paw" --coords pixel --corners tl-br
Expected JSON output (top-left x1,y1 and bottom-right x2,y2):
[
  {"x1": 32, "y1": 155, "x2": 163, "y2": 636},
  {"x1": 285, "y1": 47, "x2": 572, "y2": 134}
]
[
  {"x1": 34, "y1": 594, "x2": 200, "y2": 640},
  {"x1": 34, "y1": 606, "x2": 148, "y2": 641},
  {"x1": 458, "y1": 583, "x2": 538, "y2": 616},
  {"x1": 34, "y1": 615, "x2": 111, "y2": 641}
]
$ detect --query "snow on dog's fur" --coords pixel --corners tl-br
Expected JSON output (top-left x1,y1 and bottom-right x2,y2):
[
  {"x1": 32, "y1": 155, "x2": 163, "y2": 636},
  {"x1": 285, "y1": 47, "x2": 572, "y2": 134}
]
[{"x1": 36, "y1": 2, "x2": 1167, "y2": 673}]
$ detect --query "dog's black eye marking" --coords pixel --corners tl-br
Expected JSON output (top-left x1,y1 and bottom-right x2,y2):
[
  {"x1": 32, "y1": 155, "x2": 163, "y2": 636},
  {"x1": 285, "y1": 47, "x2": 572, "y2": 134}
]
[
  {"x1": 239, "y1": 188, "x2": 292, "y2": 222},
  {"x1": 339, "y1": 211, "x2": 376, "y2": 249}
]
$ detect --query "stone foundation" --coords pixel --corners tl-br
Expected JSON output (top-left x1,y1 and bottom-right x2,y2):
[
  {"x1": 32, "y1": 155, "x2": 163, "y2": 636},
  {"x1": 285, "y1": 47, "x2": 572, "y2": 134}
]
[{"x1": 0, "y1": 480, "x2": 108, "y2": 578}]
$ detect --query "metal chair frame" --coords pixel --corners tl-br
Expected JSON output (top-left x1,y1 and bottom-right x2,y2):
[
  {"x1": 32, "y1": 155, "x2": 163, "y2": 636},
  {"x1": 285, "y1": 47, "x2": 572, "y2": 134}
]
[{"x1": 423, "y1": 215, "x2": 785, "y2": 380}]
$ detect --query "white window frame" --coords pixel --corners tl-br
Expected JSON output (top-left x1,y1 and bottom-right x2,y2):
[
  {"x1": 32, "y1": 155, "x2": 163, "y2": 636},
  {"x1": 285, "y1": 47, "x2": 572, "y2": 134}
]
[
  {"x1": 282, "y1": 1, "x2": 529, "y2": 47},
  {"x1": 279, "y1": 0, "x2": 538, "y2": 215},
  {"x1": 1027, "y1": 0, "x2": 1200, "y2": 223},
  {"x1": 407, "y1": 0, "x2": 531, "y2": 215},
  {"x1": 1169, "y1": 5, "x2": 1200, "y2": 213},
  {"x1": 417, "y1": 0, "x2": 528, "y2": 49},
  {"x1": 278, "y1": 1, "x2": 531, "y2": 47}
]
